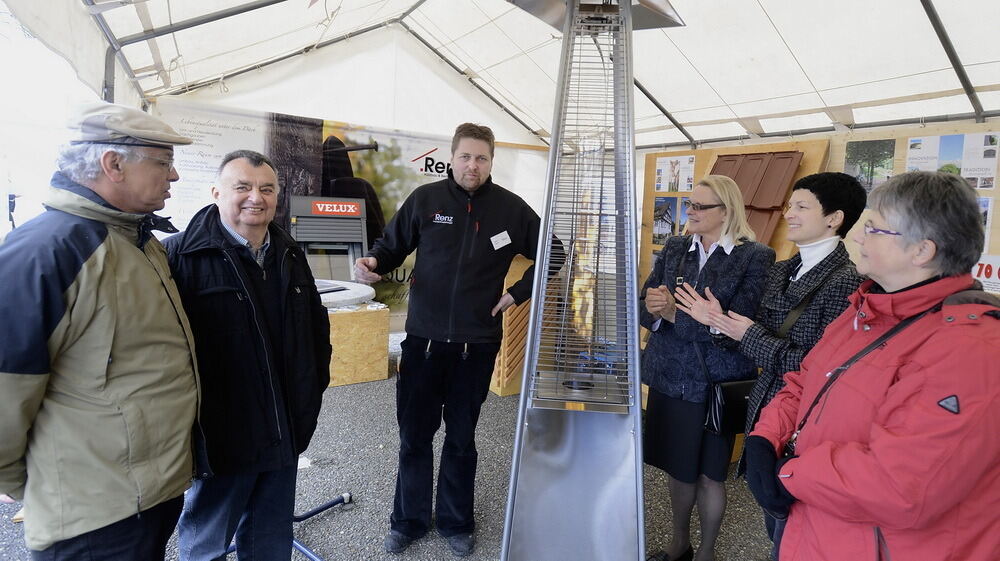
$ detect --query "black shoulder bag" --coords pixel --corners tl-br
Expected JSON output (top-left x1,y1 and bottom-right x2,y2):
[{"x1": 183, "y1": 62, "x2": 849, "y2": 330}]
[
  {"x1": 699, "y1": 261, "x2": 822, "y2": 435},
  {"x1": 781, "y1": 302, "x2": 939, "y2": 456}
]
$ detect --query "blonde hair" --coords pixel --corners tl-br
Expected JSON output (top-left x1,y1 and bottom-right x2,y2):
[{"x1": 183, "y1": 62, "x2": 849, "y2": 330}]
[{"x1": 694, "y1": 175, "x2": 755, "y2": 243}]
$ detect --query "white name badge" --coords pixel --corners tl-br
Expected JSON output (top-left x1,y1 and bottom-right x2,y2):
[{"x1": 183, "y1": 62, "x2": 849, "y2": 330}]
[{"x1": 491, "y1": 230, "x2": 512, "y2": 250}]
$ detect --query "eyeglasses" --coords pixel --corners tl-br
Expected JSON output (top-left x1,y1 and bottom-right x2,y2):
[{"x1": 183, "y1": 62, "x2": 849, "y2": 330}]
[
  {"x1": 683, "y1": 200, "x2": 725, "y2": 212},
  {"x1": 862, "y1": 220, "x2": 902, "y2": 237},
  {"x1": 141, "y1": 155, "x2": 176, "y2": 171}
]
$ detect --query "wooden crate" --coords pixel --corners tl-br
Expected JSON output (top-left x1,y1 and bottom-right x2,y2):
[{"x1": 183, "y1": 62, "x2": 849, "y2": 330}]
[
  {"x1": 328, "y1": 306, "x2": 389, "y2": 387},
  {"x1": 490, "y1": 256, "x2": 533, "y2": 396}
]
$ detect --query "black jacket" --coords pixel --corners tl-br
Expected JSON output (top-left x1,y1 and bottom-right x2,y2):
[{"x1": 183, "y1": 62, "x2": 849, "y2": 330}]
[
  {"x1": 164, "y1": 205, "x2": 332, "y2": 475},
  {"x1": 368, "y1": 172, "x2": 546, "y2": 343},
  {"x1": 640, "y1": 235, "x2": 775, "y2": 402}
]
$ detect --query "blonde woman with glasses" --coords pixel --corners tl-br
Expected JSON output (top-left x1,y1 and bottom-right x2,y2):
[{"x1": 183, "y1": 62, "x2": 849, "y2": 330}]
[{"x1": 641, "y1": 175, "x2": 775, "y2": 561}]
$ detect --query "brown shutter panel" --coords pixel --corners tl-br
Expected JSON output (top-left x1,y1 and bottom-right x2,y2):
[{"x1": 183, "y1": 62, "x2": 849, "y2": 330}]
[
  {"x1": 731, "y1": 153, "x2": 772, "y2": 201},
  {"x1": 710, "y1": 154, "x2": 744, "y2": 179},
  {"x1": 750, "y1": 151, "x2": 803, "y2": 208}
]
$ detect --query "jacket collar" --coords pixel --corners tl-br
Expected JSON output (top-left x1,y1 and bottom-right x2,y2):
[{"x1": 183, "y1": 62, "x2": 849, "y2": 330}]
[
  {"x1": 46, "y1": 171, "x2": 178, "y2": 247},
  {"x1": 850, "y1": 274, "x2": 976, "y2": 323},
  {"x1": 689, "y1": 233, "x2": 735, "y2": 255},
  {"x1": 783, "y1": 242, "x2": 853, "y2": 301},
  {"x1": 174, "y1": 203, "x2": 293, "y2": 256},
  {"x1": 446, "y1": 169, "x2": 494, "y2": 197}
]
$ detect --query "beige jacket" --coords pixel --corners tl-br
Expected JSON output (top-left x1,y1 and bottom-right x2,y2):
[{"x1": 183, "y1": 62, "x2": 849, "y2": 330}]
[{"x1": 0, "y1": 175, "x2": 200, "y2": 550}]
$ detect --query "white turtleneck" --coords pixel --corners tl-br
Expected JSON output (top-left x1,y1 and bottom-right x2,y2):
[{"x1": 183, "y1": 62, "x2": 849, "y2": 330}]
[{"x1": 791, "y1": 235, "x2": 840, "y2": 281}]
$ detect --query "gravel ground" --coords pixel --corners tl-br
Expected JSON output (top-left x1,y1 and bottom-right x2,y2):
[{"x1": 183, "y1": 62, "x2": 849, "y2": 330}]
[{"x1": 0, "y1": 336, "x2": 771, "y2": 560}]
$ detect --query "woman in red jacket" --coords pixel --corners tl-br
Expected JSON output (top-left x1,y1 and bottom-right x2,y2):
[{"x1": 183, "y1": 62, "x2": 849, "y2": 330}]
[{"x1": 745, "y1": 171, "x2": 1000, "y2": 561}]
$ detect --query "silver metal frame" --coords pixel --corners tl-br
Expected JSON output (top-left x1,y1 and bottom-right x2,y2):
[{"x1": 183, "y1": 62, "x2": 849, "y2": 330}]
[{"x1": 501, "y1": 2, "x2": 644, "y2": 559}]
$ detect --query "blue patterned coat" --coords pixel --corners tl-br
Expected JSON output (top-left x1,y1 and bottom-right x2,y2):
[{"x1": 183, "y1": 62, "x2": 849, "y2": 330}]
[{"x1": 640, "y1": 235, "x2": 774, "y2": 403}]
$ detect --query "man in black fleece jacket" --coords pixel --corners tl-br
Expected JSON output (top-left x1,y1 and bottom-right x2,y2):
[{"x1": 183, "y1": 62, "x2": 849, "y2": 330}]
[{"x1": 355, "y1": 123, "x2": 554, "y2": 557}]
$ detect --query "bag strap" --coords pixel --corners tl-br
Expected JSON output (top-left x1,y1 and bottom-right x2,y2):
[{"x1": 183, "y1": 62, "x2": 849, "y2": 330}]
[
  {"x1": 692, "y1": 340, "x2": 715, "y2": 385},
  {"x1": 787, "y1": 300, "x2": 941, "y2": 449},
  {"x1": 775, "y1": 283, "x2": 821, "y2": 339}
]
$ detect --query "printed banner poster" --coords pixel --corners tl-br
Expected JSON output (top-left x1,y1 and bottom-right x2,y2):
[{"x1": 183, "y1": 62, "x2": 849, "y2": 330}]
[
  {"x1": 906, "y1": 133, "x2": 998, "y2": 189},
  {"x1": 152, "y1": 97, "x2": 547, "y2": 323},
  {"x1": 654, "y1": 155, "x2": 695, "y2": 192}
]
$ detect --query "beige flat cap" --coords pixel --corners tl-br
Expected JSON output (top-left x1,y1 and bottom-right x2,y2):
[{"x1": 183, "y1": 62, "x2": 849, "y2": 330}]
[{"x1": 69, "y1": 102, "x2": 193, "y2": 148}]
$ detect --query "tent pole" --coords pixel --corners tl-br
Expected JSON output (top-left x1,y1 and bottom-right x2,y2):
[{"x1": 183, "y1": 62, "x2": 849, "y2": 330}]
[
  {"x1": 919, "y1": 0, "x2": 985, "y2": 123},
  {"x1": 117, "y1": 0, "x2": 289, "y2": 47},
  {"x1": 81, "y1": 0, "x2": 142, "y2": 103},
  {"x1": 635, "y1": 109, "x2": 1000, "y2": 151},
  {"x1": 102, "y1": 47, "x2": 116, "y2": 103},
  {"x1": 634, "y1": 79, "x2": 696, "y2": 149},
  {"x1": 398, "y1": 19, "x2": 548, "y2": 145}
]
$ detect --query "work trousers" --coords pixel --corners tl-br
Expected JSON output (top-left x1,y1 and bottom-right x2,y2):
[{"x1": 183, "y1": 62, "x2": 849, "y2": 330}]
[
  {"x1": 30, "y1": 496, "x2": 183, "y2": 561},
  {"x1": 390, "y1": 335, "x2": 500, "y2": 539}
]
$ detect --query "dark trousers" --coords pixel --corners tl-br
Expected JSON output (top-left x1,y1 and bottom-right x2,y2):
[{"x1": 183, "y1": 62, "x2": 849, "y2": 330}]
[
  {"x1": 30, "y1": 496, "x2": 183, "y2": 561},
  {"x1": 764, "y1": 510, "x2": 786, "y2": 560},
  {"x1": 390, "y1": 335, "x2": 500, "y2": 538},
  {"x1": 177, "y1": 466, "x2": 297, "y2": 561}
]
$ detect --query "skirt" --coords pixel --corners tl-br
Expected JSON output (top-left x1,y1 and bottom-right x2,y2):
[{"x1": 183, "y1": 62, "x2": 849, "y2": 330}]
[{"x1": 644, "y1": 387, "x2": 735, "y2": 483}]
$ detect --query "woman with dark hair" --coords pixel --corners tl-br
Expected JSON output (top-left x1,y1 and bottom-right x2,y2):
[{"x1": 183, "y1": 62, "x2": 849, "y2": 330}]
[
  {"x1": 745, "y1": 172, "x2": 1000, "y2": 560},
  {"x1": 674, "y1": 172, "x2": 867, "y2": 550},
  {"x1": 641, "y1": 175, "x2": 774, "y2": 561}
]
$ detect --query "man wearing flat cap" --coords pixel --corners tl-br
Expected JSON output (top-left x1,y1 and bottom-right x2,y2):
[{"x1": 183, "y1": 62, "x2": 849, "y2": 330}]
[{"x1": 0, "y1": 102, "x2": 202, "y2": 560}]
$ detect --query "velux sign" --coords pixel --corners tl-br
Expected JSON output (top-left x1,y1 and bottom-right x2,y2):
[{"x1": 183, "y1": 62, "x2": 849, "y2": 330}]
[{"x1": 310, "y1": 200, "x2": 362, "y2": 216}]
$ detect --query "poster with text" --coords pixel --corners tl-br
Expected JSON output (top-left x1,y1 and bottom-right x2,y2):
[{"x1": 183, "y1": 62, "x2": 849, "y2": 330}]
[
  {"x1": 906, "y1": 133, "x2": 998, "y2": 189},
  {"x1": 654, "y1": 155, "x2": 695, "y2": 192},
  {"x1": 152, "y1": 98, "x2": 547, "y2": 323}
]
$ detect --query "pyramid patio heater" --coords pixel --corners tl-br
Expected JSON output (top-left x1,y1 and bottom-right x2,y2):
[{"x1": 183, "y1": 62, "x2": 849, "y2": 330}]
[{"x1": 501, "y1": 1, "x2": 682, "y2": 560}]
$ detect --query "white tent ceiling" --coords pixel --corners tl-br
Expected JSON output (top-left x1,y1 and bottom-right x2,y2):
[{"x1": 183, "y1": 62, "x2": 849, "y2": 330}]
[{"x1": 7, "y1": 0, "x2": 1000, "y2": 147}]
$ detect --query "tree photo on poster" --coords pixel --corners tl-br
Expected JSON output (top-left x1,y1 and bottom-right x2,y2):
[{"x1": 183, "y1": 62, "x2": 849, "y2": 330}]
[{"x1": 845, "y1": 139, "x2": 895, "y2": 193}]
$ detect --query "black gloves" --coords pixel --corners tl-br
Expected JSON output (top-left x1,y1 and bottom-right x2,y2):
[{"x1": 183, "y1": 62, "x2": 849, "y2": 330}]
[{"x1": 744, "y1": 435, "x2": 797, "y2": 518}]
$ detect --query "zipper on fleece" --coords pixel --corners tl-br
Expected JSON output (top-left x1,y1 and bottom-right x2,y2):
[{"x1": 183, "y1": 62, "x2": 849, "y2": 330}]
[{"x1": 446, "y1": 196, "x2": 473, "y2": 342}]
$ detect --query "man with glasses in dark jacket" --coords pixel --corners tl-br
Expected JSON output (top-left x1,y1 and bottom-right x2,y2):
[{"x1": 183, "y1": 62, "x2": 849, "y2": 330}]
[{"x1": 165, "y1": 150, "x2": 332, "y2": 561}]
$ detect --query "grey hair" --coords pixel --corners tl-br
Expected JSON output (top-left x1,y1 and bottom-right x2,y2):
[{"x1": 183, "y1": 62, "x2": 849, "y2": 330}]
[
  {"x1": 56, "y1": 143, "x2": 142, "y2": 184},
  {"x1": 869, "y1": 171, "x2": 983, "y2": 276}
]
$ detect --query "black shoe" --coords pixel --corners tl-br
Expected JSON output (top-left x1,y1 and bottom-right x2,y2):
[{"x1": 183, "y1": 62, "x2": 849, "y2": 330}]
[
  {"x1": 646, "y1": 547, "x2": 693, "y2": 561},
  {"x1": 445, "y1": 533, "x2": 475, "y2": 557},
  {"x1": 384, "y1": 530, "x2": 415, "y2": 554}
]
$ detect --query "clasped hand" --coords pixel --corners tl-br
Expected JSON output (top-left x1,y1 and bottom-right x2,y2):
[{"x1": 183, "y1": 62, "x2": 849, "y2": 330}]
[
  {"x1": 674, "y1": 283, "x2": 755, "y2": 341},
  {"x1": 644, "y1": 284, "x2": 675, "y2": 321}
]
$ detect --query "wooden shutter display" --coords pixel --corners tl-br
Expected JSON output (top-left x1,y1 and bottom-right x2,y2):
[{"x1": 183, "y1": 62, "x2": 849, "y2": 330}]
[
  {"x1": 708, "y1": 150, "x2": 803, "y2": 244},
  {"x1": 751, "y1": 152, "x2": 804, "y2": 208}
]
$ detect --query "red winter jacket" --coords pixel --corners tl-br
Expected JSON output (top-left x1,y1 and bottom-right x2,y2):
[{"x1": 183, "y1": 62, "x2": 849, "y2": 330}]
[{"x1": 752, "y1": 274, "x2": 1000, "y2": 561}]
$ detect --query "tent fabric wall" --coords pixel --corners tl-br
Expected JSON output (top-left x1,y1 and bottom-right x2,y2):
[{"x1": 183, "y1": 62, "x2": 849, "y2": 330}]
[
  {"x1": 177, "y1": 25, "x2": 545, "y2": 146},
  {"x1": 4, "y1": 0, "x2": 143, "y2": 108},
  {"x1": 7, "y1": 0, "x2": 1000, "y2": 147}
]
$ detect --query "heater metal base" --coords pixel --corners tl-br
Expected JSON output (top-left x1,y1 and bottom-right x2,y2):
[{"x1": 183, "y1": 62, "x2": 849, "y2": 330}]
[{"x1": 503, "y1": 408, "x2": 641, "y2": 561}]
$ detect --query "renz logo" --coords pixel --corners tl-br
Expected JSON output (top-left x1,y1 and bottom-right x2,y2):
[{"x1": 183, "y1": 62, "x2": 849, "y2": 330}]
[
  {"x1": 411, "y1": 147, "x2": 452, "y2": 176},
  {"x1": 433, "y1": 213, "x2": 454, "y2": 225},
  {"x1": 311, "y1": 201, "x2": 361, "y2": 216}
]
